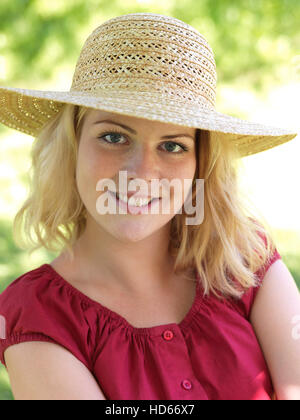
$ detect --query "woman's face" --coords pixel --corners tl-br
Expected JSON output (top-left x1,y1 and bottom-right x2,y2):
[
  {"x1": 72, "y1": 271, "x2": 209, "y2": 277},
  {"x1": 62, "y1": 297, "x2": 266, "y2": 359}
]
[{"x1": 76, "y1": 109, "x2": 197, "y2": 242}]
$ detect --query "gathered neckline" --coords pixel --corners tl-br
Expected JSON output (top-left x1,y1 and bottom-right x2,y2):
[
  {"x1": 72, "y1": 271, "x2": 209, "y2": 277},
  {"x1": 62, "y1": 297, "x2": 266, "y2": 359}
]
[{"x1": 41, "y1": 263, "x2": 203, "y2": 335}]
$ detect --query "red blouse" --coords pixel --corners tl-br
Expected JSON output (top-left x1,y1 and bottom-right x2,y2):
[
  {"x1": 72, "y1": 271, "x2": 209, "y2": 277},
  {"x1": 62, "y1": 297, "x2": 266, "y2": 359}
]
[{"x1": 0, "y1": 248, "x2": 281, "y2": 400}]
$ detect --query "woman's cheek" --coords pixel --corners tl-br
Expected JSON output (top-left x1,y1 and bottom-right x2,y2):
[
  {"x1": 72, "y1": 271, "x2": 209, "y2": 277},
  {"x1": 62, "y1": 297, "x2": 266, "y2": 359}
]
[{"x1": 79, "y1": 145, "x2": 112, "y2": 179}]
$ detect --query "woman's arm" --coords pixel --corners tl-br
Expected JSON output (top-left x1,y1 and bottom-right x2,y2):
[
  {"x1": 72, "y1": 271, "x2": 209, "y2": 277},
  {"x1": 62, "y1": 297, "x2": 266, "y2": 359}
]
[
  {"x1": 250, "y1": 259, "x2": 300, "y2": 400},
  {"x1": 5, "y1": 341, "x2": 107, "y2": 400}
]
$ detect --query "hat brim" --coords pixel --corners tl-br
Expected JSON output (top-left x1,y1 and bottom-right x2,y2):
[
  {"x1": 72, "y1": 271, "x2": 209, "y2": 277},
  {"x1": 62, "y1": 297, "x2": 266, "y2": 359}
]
[{"x1": 0, "y1": 86, "x2": 297, "y2": 157}]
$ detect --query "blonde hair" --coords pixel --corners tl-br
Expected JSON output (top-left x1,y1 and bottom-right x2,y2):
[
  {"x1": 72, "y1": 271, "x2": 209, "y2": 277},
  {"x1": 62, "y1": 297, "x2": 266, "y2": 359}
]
[{"x1": 13, "y1": 104, "x2": 277, "y2": 300}]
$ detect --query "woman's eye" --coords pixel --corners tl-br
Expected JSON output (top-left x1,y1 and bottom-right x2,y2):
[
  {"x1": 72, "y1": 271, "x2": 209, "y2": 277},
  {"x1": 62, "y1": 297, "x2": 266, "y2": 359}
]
[
  {"x1": 99, "y1": 132, "x2": 127, "y2": 145},
  {"x1": 161, "y1": 141, "x2": 188, "y2": 154},
  {"x1": 97, "y1": 131, "x2": 189, "y2": 154}
]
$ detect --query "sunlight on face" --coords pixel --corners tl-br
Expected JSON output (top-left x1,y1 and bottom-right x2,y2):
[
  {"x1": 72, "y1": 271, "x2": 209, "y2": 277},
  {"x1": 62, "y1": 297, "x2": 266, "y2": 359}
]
[{"x1": 75, "y1": 109, "x2": 197, "y2": 242}]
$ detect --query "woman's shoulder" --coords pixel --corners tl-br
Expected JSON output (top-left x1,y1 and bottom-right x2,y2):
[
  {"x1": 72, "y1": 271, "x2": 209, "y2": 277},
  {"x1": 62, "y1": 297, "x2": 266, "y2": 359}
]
[
  {"x1": 0, "y1": 264, "x2": 51, "y2": 303},
  {"x1": 0, "y1": 264, "x2": 97, "y2": 370},
  {"x1": 0, "y1": 262, "x2": 94, "y2": 320}
]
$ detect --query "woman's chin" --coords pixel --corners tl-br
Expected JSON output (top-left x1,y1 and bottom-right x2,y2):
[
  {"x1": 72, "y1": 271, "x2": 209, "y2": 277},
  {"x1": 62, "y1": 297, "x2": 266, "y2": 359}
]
[{"x1": 99, "y1": 218, "x2": 168, "y2": 243}]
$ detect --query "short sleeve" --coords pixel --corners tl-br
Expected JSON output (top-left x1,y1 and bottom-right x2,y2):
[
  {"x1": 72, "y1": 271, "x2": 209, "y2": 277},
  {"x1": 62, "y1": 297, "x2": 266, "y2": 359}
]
[
  {"x1": 0, "y1": 267, "x2": 94, "y2": 370},
  {"x1": 230, "y1": 232, "x2": 282, "y2": 320},
  {"x1": 251, "y1": 246, "x2": 282, "y2": 303}
]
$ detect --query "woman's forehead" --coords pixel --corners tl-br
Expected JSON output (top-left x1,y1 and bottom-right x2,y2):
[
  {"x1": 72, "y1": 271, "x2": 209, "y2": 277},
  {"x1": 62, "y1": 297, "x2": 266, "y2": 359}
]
[{"x1": 85, "y1": 108, "x2": 196, "y2": 135}]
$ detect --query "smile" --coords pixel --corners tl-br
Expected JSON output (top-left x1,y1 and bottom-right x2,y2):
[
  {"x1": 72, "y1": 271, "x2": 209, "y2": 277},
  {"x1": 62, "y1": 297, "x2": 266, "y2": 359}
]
[{"x1": 108, "y1": 190, "x2": 161, "y2": 214}]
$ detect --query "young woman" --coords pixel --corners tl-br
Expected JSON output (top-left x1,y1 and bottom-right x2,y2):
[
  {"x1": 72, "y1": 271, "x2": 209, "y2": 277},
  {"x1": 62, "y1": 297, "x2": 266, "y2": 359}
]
[{"x1": 0, "y1": 13, "x2": 299, "y2": 400}]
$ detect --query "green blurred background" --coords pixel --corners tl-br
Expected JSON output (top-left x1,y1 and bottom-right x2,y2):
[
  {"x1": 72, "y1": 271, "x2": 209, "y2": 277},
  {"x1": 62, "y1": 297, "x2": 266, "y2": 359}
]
[{"x1": 0, "y1": 0, "x2": 299, "y2": 400}]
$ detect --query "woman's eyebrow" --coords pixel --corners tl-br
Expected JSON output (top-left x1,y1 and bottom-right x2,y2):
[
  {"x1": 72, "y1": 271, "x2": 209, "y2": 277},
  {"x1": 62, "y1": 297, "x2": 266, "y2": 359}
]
[{"x1": 93, "y1": 119, "x2": 195, "y2": 140}]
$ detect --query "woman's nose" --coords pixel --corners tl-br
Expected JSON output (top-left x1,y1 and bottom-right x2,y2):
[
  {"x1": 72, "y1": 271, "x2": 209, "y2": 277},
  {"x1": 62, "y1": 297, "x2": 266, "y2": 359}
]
[{"x1": 121, "y1": 144, "x2": 160, "y2": 181}]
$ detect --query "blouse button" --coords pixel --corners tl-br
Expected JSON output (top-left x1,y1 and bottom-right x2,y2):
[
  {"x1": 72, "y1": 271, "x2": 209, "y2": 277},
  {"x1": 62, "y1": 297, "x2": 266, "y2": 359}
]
[
  {"x1": 181, "y1": 379, "x2": 192, "y2": 390},
  {"x1": 163, "y1": 330, "x2": 174, "y2": 341}
]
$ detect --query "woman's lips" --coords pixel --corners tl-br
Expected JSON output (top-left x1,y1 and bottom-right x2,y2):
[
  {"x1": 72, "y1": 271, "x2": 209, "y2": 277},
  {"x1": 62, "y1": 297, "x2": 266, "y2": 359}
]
[
  {"x1": 116, "y1": 191, "x2": 160, "y2": 200},
  {"x1": 107, "y1": 190, "x2": 161, "y2": 214}
]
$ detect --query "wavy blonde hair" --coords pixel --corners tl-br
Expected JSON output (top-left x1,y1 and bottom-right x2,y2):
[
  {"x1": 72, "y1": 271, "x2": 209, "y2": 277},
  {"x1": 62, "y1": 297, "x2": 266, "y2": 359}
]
[{"x1": 13, "y1": 104, "x2": 278, "y2": 300}]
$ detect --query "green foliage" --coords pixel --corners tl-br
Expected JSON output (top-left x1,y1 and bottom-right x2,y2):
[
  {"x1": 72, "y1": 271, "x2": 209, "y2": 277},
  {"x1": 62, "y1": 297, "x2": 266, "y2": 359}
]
[
  {"x1": 0, "y1": 218, "x2": 26, "y2": 292},
  {"x1": 0, "y1": 0, "x2": 118, "y2": 83},
  {"x1": 0, "y1": 366, "x2": 13, "y2": 400},
  {"x1": 174, "y1": 0, "x2": 299, "y2": 90},
  {"x1": 0, "y1": 0, "x2": 298, "y2": 89},
  {"x1": 273, "y1": 228, "x2": 300, "y2": 290}
]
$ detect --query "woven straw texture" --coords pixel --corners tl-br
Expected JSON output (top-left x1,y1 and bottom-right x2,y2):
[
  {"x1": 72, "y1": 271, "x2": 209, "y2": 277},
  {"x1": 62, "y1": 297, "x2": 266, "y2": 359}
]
[{"x1": 0, "y1": 13, "x2": 297, "y2": 157}]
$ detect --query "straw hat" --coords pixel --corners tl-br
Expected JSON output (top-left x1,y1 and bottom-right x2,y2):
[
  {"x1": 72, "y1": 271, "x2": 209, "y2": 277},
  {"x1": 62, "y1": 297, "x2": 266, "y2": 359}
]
[{"x1": 0, "y1": 12, "x2": 297, "y2": 157}]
